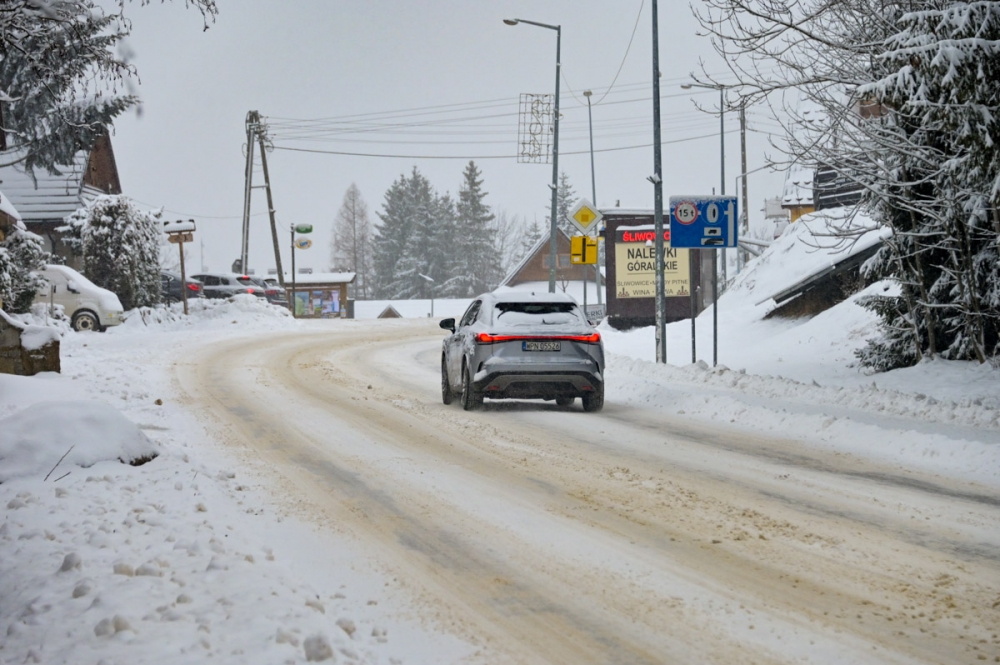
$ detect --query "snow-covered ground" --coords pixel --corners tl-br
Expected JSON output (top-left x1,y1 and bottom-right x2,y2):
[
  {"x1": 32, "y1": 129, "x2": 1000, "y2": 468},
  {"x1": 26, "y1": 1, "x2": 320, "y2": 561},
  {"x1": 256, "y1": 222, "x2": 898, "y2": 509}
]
[{"x1": 2, "y1": 222, "x2": 999, "y2": 663}]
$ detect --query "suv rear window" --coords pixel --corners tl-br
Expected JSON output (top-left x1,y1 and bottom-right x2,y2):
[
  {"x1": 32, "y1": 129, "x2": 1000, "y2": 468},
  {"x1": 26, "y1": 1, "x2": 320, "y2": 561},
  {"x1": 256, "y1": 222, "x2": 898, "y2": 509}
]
[{"x1": 494, "y1": 302, "x2": 582, "y2": 326}]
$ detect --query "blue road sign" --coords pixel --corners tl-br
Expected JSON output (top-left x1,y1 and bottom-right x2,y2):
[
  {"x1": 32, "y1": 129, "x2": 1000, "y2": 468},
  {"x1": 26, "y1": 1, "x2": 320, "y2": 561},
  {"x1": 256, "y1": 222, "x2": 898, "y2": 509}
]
[{"x1": 668, "y1": 195, "x2": 739, "y2": 249}]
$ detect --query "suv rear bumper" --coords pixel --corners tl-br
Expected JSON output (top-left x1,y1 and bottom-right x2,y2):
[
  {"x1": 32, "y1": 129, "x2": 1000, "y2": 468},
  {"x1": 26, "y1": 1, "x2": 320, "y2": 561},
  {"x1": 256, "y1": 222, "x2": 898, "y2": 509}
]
[{"x1": 473, "y1": 358, "x2": 603, "y2": 399}]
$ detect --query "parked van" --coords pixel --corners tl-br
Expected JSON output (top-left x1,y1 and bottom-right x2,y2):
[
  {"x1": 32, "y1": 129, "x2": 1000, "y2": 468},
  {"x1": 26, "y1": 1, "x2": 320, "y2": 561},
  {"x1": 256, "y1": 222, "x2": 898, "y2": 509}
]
[{"x1": 33, "y1": 265, "x2": 125, "y2": 332}]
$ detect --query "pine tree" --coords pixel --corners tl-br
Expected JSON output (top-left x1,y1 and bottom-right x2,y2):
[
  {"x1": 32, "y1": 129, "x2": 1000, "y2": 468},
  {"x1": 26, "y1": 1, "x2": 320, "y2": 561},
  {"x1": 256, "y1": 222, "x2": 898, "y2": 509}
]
[
  {"x1": 59, "y1": 196, "x2": 161, "y2": 310},
  {"x1": 451, "y1": 161, "x2": 498, "y2": 296},
  {"x1": 548, "y1": 171, "x2": 577, "y2": 236},
  {"x1": 372, "y1": 174, "x2": 411, "y2": 299},
  {"x1": 521, "y1": 217, "x2": 544, "y2": 257},
  {"x1": 331, "y1": 183, "x2": 374, "y2": 299}
]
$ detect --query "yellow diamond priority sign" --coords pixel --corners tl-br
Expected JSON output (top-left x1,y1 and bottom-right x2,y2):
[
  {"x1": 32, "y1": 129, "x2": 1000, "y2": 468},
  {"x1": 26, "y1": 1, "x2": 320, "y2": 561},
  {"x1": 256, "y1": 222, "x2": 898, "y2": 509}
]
[{"x1": 569, "y1": 199, "x2": 603, "y2": 235}]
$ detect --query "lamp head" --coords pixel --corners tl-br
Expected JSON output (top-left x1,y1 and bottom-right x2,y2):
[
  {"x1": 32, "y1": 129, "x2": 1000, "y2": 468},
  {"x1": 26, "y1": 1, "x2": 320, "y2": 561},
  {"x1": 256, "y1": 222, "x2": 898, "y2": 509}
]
[
  {"x1": 583, "y1": 90, "x2": 592, "y2": 97},
  {"x1": 681, "y1": 83, "x2": 693, "y2": 89},
  {"x1": 503, "y1": 18, "x2": 519, "y2": 25}
]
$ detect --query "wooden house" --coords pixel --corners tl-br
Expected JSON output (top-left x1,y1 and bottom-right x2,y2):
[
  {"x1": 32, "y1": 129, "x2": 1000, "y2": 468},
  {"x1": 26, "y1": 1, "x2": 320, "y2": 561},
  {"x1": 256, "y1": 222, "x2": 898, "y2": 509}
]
[{"x1": 0, "y1": 134, "x2": 122, "y2": 267}]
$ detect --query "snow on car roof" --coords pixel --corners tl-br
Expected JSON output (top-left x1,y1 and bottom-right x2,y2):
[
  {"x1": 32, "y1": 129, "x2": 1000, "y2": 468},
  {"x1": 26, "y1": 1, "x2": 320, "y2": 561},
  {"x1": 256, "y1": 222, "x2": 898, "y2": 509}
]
[{"x1": 482, "y1": 290, "x2": 578, "y2": 305}]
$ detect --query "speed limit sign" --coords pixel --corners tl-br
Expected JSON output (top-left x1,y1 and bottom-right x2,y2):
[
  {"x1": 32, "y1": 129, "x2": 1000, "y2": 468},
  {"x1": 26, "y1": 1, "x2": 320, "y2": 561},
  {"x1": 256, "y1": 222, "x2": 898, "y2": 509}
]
[{"x1": 673, "y1": 201, "x2": 699, "y2": 225}]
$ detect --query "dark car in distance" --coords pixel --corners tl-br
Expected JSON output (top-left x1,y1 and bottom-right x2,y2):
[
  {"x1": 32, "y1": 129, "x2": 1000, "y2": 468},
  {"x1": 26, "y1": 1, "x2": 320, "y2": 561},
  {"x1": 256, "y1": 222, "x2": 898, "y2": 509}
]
[
  {"x1": 439, "y1": 291, "x2": 605, "y2": 412},
  {"x1": 160, "y1": 271, "x2": 204, "y2": 303},
  {"x1": 190, "y1": 273, "x2": 265, "y2": 300},
  {"x1": 240, "y1": 275, "x2": 288, "y2": 307}
]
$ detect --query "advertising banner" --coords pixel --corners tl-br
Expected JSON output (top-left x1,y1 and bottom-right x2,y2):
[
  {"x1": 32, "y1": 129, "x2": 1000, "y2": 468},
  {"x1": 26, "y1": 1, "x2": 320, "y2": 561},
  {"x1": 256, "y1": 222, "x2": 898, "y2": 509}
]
[{"x1": 614, "y1": 228, "x2": 690, "y2": 299}]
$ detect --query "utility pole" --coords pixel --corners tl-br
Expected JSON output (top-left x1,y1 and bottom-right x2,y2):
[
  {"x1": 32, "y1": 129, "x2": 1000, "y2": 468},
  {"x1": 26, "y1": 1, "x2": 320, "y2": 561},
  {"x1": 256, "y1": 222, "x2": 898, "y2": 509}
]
[
  {"x1": 256, "y1": 125, "x2": 284, "y2": 285},
  {"x1": 651, "y1": 0, "x2": 666, "y2": 364},
  {"x1": 240, "y1": 111, "x2": 257, "y2": 273},
  {"x1": 241, "y1": 110, "x2": 285, "y2": 285},
  {"x1": 739, "y1": 102, "x2": 749, "y2": 272}
]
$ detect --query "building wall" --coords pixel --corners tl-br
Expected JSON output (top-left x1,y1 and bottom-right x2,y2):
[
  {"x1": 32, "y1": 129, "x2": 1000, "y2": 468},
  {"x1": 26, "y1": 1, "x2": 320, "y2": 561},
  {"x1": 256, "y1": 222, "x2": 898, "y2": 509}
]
[
  {"x1": 84, "y1": 134, "x2": 122, "y2": 195},
  {"x1": 508, "y1": 232, "x2": 597, "y2": 286}
]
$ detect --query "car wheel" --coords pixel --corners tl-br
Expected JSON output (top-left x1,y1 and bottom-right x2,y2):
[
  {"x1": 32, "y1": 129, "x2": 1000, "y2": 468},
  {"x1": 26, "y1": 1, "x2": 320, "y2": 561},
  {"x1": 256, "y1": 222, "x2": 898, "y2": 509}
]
[
  {"x1": 582, "y1": 384, "x2": 604, "y2": 413},
  {"x1": 555, "y1": 396, "x2": 575, "y2": 407},
  {"x1": 461, "y1": 362, "x2": 483, "y2": 411},
  {"x1": 71, "y1": 310, "x2": 100, "y2": 332},
  {"x1": 441, "y1": 356, "x2": 454, "y2": 405}
]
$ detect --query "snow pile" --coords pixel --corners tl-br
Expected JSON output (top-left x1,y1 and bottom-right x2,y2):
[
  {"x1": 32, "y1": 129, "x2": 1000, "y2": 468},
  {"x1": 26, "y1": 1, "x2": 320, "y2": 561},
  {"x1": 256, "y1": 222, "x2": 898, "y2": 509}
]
[
  {"x1": 117, "y1": 294, "x2": 297, "y2": 332},
  {"x1": 0, "y1": 309, "x2": 62, "y2": 351},
  {"x1": 0, "y1": 400, "x2": 158, "y2": 482}
]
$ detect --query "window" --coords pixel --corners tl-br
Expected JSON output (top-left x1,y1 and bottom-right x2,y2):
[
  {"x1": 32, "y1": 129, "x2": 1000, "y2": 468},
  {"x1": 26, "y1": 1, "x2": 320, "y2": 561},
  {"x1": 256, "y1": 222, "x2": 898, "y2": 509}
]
[
  {"x1": 460, "y1": 300, "x2": 481, "y2": 328},
  {"x1": 543, "y1": 254, "x2": 572, "y2": 268}
]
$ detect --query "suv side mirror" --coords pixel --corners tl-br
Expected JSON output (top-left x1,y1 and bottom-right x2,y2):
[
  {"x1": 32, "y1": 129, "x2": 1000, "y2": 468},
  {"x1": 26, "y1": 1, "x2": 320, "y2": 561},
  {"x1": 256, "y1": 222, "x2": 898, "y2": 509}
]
[{"x1": 439, "y1": 318, "x2": 455, "y2": 333}]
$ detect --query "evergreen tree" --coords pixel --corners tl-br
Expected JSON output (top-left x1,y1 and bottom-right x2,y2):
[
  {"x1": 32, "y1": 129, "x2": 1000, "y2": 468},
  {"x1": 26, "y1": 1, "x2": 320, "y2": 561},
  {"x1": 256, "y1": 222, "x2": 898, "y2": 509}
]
[
  {"x1": 0, "y1": 1, "x2": 216, "y2": 176},
  {"x1": 390, "y1": 175, "x2": 449, "y2": 300},
  {"x1": 59, "y1": 196, "x2": 161, "y2": 310},
  {"x1": 451, "y1": 161, "x2": 498, "y2": 296},
  {"x1": 372, "y1": 174, "x2": 411, "y2": 299},
  {"x1": 546, "y1": 171, "x2": 577, "y2": 236},
  {"x1": 331, "y1": 183, "x2": 374, "y2": 299},
  {"x1": 521, "y1": 217, "x2": 544, "y2": 257}
]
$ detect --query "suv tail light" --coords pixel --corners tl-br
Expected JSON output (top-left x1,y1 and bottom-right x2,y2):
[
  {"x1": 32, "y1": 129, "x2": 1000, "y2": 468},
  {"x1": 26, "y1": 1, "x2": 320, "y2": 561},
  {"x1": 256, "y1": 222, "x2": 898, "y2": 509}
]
[
  {"x1": 186, "y1": 283, "x2": 201, "y2": 292},
  {"x1": 476, "y1": 332, "x2": 601, "y2": 344}
]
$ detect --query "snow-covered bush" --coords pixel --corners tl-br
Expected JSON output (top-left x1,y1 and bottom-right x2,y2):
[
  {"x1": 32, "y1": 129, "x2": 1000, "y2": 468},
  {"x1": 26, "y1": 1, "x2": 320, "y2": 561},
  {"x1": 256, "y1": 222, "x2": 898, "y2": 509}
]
[
  {"x1": 60, "y1": 196, "x2": 161, "y2": 310},
  {"x1": 0, "y1": 228, "x2": 48, "y2": 314}
]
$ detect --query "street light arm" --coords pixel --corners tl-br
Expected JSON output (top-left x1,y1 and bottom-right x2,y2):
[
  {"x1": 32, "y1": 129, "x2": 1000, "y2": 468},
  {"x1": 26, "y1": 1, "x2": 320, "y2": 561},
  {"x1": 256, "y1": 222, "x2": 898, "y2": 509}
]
[{"x1": 504, "y1": 17, "x2": 559, "y2": 31}]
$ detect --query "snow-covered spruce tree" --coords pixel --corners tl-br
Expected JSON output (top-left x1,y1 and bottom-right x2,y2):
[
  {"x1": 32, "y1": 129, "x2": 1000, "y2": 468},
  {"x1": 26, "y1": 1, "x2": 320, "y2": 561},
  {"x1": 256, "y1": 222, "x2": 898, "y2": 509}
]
[
  {"x1": 856, "y1": 2, "x2": 1000, "y2": 368},
  {"x1": 694, "y1": 0, "x2": 999, "y2": 369},
  {"x1": 545, "y1": 171, "x2": 577, "y2": 237},
  {"x1": 60, "y1": 196, "x2": 161, "y2": 310},
  {"x1": 451, "y1": 161, "x2": 499, "y2": 297},
  {"x1": 372, "y1": 171, "x2": 418, "y2": 299},
  {"x1": 0, "y1": 1, "x2": 216, "y2": 177},
  {"x1": 520, "y1": 217, "x2": 543, "y2": 257},
  {"x1": 0, "y1": 227, "x2": 48, "y2": 313},
  {"x1": 492, "y1": 208, "x2": 527, "y2": 283},
  {"x1": 330, "y1": 183, "x2": 374, "y2": 299}
]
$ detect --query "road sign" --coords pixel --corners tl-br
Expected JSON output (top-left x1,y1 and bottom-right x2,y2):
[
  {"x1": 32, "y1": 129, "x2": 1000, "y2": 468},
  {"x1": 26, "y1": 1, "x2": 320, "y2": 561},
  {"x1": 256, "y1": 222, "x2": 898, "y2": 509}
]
[
  {"x1": 167, "y1": 232, "x2": 193, "y2": 244},
  {"x1": 294, "y1": 237, "x2": 312, "y2": 250},
  {"x1": 570, "y1": 235, "x2": 598, "y2": 264},
  {"x1": 569, "y1": 199, "x2": 603, "y2": 236},
  {"x1": 667, "y1": 196, "x2": 738, "y2": 249},
  {"x1": 294, "y1": 224, "x2": 314, "y2": 234}
]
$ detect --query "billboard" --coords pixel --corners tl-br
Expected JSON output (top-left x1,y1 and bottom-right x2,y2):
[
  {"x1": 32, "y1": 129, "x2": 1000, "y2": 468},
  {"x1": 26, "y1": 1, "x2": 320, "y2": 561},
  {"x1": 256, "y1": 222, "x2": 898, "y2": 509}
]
[{"x1": 613, "y1": 226, "x2": 690, "y2": 299}]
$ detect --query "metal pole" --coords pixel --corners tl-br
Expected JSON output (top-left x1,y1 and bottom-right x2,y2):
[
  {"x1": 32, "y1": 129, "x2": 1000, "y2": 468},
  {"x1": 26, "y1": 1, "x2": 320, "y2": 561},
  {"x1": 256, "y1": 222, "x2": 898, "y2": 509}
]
[
  {"x1": 690, "y1": 255, "x2": 696, "y2": 363},
  {"x1": 290, "y1": 225, "x2": 296, "y2": 318},
  {"x1": 713, "y1": 250, "x2": 718, "y2": 366},
  {"x1": 179, "y1": 236, "x2": 189, "y2": 316},
  {"x1": 719, "y1": 88, "x2": 726, "y2": 284},
  {"x1": 548, "y1": 26, "x2": 562, "y2": 294},
  {"x1": 585, "y1": 90, "x2": 602, "y2": 307},
  {"x1": 652, "y1": 0, "x2": 666, "y2": 364}
]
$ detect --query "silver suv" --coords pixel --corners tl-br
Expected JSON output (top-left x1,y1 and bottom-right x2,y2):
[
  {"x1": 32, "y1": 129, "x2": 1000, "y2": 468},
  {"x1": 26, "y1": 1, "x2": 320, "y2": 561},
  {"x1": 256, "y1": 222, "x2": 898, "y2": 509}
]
[{"x1": 440, "y1": 292, "x2": 605, "y2": 412}]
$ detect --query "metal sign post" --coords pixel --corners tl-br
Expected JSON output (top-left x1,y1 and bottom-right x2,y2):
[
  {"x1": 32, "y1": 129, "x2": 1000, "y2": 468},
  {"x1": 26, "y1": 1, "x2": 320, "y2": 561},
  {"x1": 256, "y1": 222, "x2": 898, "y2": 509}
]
[
  {"x1": 164, "y1": 219, "x2": 196, "y2": 316},
  {"x1": 290, "y1": 224, "x2": 313, "y2": 317},
  {"x1": 569, "y1": 199, "x2": 603, "y2": 311},
  {"x1": 667, "y1": 196, "x2": 738, "y2": 366}
]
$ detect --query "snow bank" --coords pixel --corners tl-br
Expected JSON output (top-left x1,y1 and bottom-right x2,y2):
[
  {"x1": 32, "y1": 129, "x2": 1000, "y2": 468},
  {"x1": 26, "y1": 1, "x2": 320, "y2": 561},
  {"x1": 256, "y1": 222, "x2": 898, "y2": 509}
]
[
  {"x1": 0, "y1": 400, "x2": 158, "y2": 482},
  {"x1": 117, "y1": 294, "x2": 298, "y2": 332}
]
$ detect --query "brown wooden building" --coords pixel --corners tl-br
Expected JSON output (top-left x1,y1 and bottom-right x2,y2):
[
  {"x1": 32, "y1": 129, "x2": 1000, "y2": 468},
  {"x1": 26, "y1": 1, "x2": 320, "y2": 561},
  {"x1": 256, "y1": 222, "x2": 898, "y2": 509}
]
[
  {"x1": 498, "y1": 227, "x2": 601, "y2": 289},
  {"x1": 0, "y1": 134, "x2": 122, "y2": 268}
]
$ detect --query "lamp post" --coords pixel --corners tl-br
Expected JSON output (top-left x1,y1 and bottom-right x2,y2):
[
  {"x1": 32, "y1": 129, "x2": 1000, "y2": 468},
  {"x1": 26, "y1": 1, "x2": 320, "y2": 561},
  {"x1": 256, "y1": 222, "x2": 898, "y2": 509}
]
[
  {"x1": 651, "y1": 0, "x2": 666, "y2": 364},
  {"x1": 504, "y1": 17, "x2": 561, "y2": 294},
  {"x1": 583, "y1": 89, "x2": 601, "y2": 307},
  {"x1": 418, "y1": 273, "x2": 435, "y2": 317}
]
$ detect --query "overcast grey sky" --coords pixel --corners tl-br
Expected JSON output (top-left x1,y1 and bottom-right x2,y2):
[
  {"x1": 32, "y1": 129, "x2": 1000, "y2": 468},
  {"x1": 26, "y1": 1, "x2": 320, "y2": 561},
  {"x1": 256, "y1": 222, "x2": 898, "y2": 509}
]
[{"x1": 113, "y1": 0, "x2": 787, "y2": 274}]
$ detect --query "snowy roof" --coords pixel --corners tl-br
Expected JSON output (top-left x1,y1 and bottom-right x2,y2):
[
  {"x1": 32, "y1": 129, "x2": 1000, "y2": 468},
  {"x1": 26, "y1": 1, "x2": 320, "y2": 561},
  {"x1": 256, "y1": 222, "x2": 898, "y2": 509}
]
[
  {"x1": 0, "y1": 151, "x2": 99, "y2": 223},
  {"x1": 781, "y1": 164, "x2": 814, "y2": 208},
  {"x1": 281, "y1": 271, "x2": 356, "y2": 286},
  {"x1": 0, "y1": 189, "x2": 22, "y2": 221}
]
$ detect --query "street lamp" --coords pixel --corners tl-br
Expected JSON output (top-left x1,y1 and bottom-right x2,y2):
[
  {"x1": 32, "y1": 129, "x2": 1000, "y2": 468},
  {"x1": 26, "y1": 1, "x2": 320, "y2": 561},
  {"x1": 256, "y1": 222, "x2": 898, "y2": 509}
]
[
  {"x1": 504, "y1": 17, "x2": 561, "y2": 294},
  {"x1": 583, "y1": 89, "x2": 601, "y2": 307},
  {"x1": 418, "y1": 273, "x2": 435, "y2": 317}
]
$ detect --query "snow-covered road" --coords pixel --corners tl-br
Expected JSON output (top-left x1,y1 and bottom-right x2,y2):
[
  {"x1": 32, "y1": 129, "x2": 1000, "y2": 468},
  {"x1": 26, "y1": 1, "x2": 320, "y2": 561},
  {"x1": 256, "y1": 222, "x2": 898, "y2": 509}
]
[{"x1": 173, "y1": 319, "x2": 1000, "y2": 665}]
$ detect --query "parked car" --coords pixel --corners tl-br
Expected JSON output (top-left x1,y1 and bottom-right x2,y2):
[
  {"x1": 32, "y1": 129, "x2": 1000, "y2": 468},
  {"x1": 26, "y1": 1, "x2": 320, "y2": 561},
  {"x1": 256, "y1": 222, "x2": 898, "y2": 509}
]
[
  {"x1": 160, "y1": 271, "x2": 205, "y2": 303},
  {"x1": 439, "y1": 292, "x2": 605, "y2": 412},
  {"x1": 239, "y1": 275, "x2": 287, "y2": 307},
  {"x1": 33, "y1": 264, "x2": 124, "y2": 332},
  {"x1": 190, "y1": 273, "x2": 264, "y2": 300}
]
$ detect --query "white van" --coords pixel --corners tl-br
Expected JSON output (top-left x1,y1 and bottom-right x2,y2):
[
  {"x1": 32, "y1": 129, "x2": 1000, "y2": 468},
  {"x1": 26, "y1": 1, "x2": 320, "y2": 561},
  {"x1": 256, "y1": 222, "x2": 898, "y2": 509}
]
[{"x1": 33, "y1": 265, "x2": 125, "y2": 332}]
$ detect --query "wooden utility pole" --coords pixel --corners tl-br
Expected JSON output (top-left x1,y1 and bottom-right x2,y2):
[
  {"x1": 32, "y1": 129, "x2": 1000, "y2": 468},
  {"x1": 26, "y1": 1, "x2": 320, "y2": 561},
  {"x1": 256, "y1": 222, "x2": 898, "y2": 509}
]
[
  {"x1": 256, "y1": 126, "x2": 285, "y2": 286},
  {"x1": 740, "y1": 102, "x2": 749, "y2": 271}
]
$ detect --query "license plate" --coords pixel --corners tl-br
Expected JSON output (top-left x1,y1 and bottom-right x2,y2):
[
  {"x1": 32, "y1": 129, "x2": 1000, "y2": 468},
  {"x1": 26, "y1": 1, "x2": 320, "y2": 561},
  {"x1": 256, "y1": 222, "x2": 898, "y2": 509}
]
[{"x1": 523, "y1": 340, "x2": 560, "y2": 352}]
